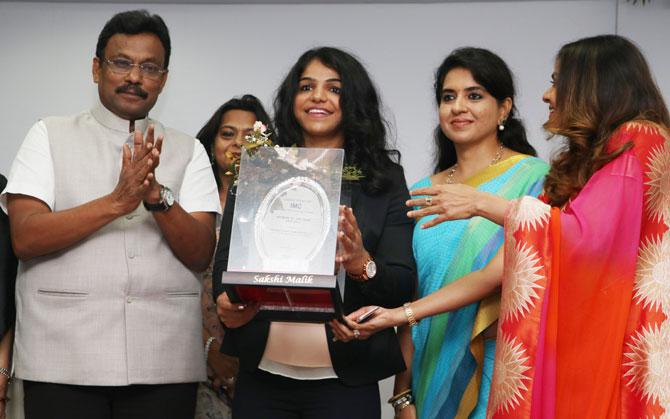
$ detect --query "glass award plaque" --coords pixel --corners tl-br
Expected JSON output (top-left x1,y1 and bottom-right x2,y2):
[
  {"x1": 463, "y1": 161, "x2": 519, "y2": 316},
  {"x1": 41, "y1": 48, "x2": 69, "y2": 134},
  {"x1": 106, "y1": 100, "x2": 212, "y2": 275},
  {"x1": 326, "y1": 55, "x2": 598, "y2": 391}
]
[{"x1": 222, "y1": 147, "x2": 344, "y2": 322}]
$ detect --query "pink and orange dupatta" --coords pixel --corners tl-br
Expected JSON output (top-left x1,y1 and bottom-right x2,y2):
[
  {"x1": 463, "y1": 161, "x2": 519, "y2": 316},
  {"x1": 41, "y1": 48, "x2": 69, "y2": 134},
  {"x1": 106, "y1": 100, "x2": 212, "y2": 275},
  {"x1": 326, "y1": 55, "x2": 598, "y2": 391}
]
[{"x1": 487, "y1": 122, "x2": 670, "y2": 419}]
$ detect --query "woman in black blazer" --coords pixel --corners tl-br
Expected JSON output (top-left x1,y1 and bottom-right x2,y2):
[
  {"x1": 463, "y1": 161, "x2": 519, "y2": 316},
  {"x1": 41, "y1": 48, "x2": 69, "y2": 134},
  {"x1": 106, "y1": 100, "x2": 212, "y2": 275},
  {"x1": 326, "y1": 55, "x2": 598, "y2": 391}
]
[
  {"x1": 213, "y1": 47, "x2": 416, "y2": 419},
  {"x1": 0, "y1": 174, "x2": 17, "y2": 418}
]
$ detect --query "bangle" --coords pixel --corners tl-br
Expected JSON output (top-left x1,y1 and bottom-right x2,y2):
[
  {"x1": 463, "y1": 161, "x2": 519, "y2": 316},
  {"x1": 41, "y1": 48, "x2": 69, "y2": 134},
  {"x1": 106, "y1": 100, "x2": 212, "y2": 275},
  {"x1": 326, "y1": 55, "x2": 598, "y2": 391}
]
[
  {"x1": 403, "y1": 303, "x2": 418, "y2": 327},
  {"x1": 387, "y1": 388, "x2": 411, "y2": 404},
  {"x1": 204, "y1": 336, "x2": 216, "y2": 362},
  {"x1": 392, "y1": 395, "x2": 414, "y2": 409},
  {"x1": 394, "y1": 399, "x2": 412, "y2": 416},
  {"x1": 389, "y1": 389, "x2": 414, "y2": 412},
  {"x1": 0, "y1": 367, "x2": 10, "y2": 382}
]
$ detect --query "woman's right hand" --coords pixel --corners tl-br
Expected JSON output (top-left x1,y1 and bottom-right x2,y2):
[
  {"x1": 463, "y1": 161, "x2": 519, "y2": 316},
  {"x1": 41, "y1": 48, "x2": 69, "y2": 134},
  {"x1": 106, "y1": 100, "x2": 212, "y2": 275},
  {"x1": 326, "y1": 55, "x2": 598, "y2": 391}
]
[
  {"x1": 407, "y1": 184, "x2": 509, "y2": 227},
  {"x1": 208, "y1": 346, "x2": 239, "y2": 398},
  {"x1": 216, "y1": 292, "x2": 259, "y2": 328},
  {"x1": 336, "y1": 306, "x2": 407, "y2": 340}
]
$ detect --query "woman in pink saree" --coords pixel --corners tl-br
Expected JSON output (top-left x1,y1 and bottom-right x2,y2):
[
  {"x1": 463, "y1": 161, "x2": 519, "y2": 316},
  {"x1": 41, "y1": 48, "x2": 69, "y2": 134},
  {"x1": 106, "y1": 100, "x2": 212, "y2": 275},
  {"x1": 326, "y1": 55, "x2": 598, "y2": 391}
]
[{"x1": 345, "y1": 35, "x2": 670, "y2": 418}]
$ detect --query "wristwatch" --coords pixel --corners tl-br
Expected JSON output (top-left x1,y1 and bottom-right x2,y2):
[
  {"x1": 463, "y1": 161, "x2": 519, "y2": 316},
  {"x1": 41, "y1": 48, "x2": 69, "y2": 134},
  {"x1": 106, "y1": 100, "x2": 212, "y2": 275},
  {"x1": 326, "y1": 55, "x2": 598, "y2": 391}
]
[
  {"x1": 143, "y1": 185, "x2": 175, "y2": 212},
  {"x1": 349, "y1": 257, "x2": 377, "y2": 281}
]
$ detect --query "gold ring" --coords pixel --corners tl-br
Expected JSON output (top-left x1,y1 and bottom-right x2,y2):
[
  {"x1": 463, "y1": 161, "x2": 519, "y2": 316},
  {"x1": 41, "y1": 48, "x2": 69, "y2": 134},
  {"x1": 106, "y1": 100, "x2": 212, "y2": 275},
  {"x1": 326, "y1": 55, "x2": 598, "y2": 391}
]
[{"x1": 425, "y1": 197, "x2": 433, "y2": 206}]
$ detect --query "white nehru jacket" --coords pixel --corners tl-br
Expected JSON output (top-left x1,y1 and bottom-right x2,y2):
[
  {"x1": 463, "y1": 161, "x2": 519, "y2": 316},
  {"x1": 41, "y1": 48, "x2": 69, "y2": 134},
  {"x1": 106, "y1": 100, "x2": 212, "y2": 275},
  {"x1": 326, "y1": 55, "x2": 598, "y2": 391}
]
[{"x1": 3, "y1": 102, "x2": 220, "y2": 385}]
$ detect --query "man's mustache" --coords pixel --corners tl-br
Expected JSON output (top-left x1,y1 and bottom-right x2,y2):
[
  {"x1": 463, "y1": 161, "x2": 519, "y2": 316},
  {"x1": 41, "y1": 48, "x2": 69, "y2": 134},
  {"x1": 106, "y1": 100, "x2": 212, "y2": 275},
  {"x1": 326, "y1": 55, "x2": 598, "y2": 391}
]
[{"x1": 115, "y1": 84, "x2": 148, "y2": 99}]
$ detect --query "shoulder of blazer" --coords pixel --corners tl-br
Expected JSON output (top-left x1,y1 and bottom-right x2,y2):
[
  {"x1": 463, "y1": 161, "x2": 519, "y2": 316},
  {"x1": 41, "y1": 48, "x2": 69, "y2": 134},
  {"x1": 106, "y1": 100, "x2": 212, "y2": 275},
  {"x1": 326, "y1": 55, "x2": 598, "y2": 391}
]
[
  {"x1": 355, "y1": 162, "x2": 406, "y2": 198},
  {"x1": 352, "y1": 163, "x2": 407, "y2": 239}
]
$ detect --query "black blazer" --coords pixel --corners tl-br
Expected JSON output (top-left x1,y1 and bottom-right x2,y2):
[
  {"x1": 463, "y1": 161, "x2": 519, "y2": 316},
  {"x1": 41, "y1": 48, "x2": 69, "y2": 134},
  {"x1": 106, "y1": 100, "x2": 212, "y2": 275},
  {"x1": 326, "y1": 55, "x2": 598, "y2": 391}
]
[
  {"x1": 0, "y1": 175, "x2": 17, "y2": 340},
  {"x1": 213, "y1": 163, "x2": 416, "y2": 386}
]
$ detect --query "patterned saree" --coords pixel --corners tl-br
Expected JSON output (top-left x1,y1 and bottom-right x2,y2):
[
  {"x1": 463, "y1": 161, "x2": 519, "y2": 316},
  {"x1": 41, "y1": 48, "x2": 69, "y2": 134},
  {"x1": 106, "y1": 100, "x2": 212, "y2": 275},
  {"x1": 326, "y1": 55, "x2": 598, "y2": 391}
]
[
  {"x1": 411, "y1": 155, "x2": 549, "y2": 419},
  {"x1": 488, "y1": 122, "x2": 670, "y2": 418}
]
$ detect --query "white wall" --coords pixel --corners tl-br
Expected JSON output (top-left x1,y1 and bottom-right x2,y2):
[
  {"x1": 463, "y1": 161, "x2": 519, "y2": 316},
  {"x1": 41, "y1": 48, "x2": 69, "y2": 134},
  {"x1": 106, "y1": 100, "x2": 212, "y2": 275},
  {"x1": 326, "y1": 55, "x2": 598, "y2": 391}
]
[
  {"x1": 1, "y1": 1, "x2": 667, "y2": 417},
  {"x1": 617, "y1": 0, "x2": 670, "y2": 102},
  {"x1": 0, "y1": 0, "x2": 620, "y2": 185}
]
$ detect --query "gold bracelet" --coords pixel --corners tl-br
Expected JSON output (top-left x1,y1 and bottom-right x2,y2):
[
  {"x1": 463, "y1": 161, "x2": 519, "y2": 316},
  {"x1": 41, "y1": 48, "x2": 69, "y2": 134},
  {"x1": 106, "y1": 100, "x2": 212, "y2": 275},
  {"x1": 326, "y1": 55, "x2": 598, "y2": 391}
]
[
  {"x1": 403, "y1": 302, "x2": 418, "y2": 327},
  {"x1": 387, "y1": 388, "x2": 411, "y2": 404}
]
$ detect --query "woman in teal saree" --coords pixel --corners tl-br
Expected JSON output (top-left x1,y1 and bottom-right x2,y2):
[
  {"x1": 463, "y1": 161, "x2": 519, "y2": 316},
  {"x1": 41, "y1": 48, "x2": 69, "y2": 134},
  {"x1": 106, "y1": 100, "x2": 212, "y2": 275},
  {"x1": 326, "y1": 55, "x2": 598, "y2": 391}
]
[{"x1": 399, "y1": 48, "x2": 548, "y2": 419}]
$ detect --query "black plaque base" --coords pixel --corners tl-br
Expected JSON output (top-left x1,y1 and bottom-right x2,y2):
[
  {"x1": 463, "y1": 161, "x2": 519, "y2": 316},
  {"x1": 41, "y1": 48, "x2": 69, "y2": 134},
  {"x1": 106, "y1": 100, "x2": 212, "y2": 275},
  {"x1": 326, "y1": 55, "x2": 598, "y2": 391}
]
[{"x1": 222, "y1": 271, "x2": 343, "y2": 322}]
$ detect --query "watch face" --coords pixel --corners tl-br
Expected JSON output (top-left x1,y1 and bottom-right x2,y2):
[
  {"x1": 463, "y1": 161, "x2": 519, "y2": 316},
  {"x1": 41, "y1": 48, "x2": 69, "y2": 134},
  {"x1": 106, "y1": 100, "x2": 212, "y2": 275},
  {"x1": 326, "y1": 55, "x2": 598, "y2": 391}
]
[
  {"x1": 162, "y1": 186, "x2": 175, "y2": 206},
  {"x1": 365, "y1": 260, "x2": 377, "y2": 279}
]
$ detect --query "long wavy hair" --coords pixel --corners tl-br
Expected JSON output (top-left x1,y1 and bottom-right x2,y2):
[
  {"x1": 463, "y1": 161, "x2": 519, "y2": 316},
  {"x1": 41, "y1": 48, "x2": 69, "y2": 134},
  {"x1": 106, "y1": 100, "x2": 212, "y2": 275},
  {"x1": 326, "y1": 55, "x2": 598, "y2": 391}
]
[
  {"x1": 196, "y1": 94, "x2": 273, "y2": 187},
  {"x1": 544, "y1": 35, "x2": 670, "y2": 207},
  {"x1": 433, "y1": 47, "x2": 537, "y2": 173},
  {"x1": 274, "y1": 47, "x2": 399, "y2": 195}
]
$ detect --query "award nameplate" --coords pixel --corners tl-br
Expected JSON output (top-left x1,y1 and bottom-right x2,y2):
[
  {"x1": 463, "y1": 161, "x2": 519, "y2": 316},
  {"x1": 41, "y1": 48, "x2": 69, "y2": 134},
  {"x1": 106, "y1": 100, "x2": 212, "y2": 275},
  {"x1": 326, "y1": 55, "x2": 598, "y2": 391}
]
[{"x1": 222, "y1": 147, "x2": 344, "y2": 322}]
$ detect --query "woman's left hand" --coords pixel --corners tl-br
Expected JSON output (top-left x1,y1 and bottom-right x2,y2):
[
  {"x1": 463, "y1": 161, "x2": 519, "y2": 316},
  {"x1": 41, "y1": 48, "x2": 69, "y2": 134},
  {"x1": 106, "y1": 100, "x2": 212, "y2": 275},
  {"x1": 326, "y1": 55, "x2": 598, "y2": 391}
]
[
  {"x1": 328, "y1": 306, "x2": 406, "y2": 342},
  {"x1": 336, "y1": 206, "x2": 369, "y2": 275},
  {"x1": 406, "y1": 184, "x2": 482, "y2": 228}
]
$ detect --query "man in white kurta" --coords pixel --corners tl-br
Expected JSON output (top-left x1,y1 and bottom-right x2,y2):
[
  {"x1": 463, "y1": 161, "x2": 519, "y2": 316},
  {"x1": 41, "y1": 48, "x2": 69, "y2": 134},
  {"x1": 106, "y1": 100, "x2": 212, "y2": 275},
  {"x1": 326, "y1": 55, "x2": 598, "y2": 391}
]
[{"x1": 0, "y1": 10, "x2": 219, "y2": 419}]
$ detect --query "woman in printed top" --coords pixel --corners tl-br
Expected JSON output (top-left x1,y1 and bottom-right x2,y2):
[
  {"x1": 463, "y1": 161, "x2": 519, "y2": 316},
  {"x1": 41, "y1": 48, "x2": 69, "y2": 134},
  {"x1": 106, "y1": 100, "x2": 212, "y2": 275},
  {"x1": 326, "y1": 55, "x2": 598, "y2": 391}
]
[{"x1": 194, "y1": 94, "x2": 273, "y2": 419}]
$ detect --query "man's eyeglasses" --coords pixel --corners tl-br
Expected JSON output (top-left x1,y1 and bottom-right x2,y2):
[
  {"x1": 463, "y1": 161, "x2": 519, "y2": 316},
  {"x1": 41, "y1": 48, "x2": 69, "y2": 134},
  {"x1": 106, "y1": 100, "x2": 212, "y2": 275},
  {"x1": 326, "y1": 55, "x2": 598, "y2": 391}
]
[{"x1": 102, "y1": 58, "x2": 167, "y2": 80}]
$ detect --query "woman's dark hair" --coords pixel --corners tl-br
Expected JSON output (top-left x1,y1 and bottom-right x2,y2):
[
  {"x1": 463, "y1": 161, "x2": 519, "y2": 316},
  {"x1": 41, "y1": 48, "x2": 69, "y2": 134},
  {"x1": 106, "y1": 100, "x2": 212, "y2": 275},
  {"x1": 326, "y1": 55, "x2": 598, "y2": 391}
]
[
  {"x1": 432, "y1": 47, "x2": 537, "y2": 173},
  {"x1": 96, "y1": 10, "x2": 171, "y2": 68},
  {"x1": 196, "y1": 94, "x2": 272, "y2": 187},
  {"x1": 544, "y1": 35, "x2": 670, "y2": 207},
  {"x1": 274, "y1": 47, "x2": 399, "y2": 195}
]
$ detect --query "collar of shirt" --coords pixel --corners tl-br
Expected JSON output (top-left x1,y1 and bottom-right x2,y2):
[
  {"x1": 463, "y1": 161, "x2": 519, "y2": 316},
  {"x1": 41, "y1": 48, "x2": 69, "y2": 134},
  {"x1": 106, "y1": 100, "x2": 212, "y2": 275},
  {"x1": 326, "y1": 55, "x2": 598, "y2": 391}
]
[{"x1": 91, "y1": 100, "x2": 150, "y2": 134}]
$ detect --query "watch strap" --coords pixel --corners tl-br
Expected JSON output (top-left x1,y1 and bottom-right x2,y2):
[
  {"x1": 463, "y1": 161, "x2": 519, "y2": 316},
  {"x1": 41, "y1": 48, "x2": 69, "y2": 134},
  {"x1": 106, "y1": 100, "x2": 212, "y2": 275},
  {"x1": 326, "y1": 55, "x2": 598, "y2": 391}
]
[{"x1": 143, "y1": 199, "x2": 169, "y2": 212}]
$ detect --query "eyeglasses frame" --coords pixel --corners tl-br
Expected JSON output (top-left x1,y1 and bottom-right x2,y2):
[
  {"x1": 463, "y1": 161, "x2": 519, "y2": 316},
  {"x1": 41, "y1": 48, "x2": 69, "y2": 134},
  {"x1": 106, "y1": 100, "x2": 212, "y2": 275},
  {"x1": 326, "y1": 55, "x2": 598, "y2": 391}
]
[{"x1": 101, "y1": 57, "x2": 168, "y2": 80}]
